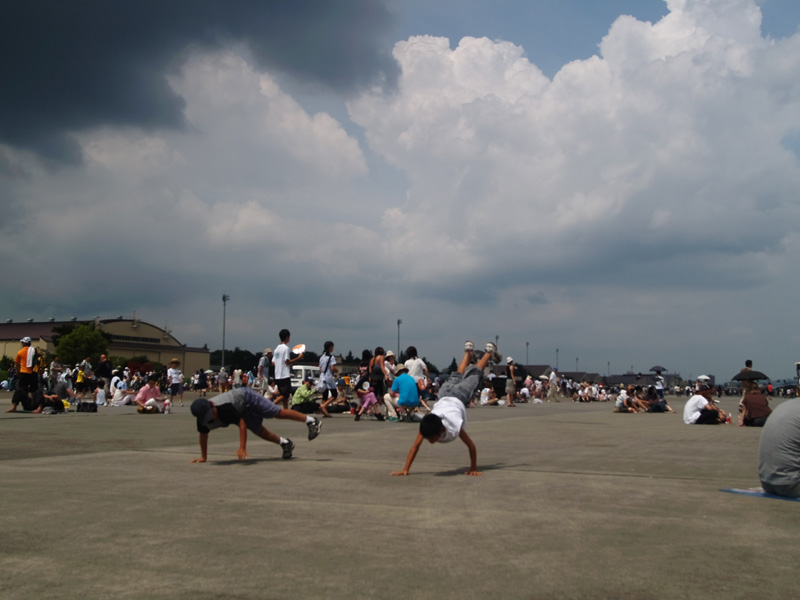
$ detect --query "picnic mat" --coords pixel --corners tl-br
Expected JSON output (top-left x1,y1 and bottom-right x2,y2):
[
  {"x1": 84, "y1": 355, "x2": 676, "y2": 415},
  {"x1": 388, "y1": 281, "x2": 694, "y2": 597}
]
[{"x1": 720, "y1": 487, "x2": 800, "y2": 502}]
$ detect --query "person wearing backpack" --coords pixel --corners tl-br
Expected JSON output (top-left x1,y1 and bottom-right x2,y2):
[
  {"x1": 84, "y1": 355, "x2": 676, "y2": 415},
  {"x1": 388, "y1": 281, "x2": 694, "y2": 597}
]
[{"x1": 6, "y1": 337, "x2": 39, "y2": 412}]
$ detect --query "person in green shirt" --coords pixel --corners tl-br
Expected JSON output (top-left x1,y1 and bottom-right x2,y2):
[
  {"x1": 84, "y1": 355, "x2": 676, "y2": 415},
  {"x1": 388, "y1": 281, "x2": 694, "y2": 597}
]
[{"x1": 291, "y1": 376, "x2": 319, "y2": 414}]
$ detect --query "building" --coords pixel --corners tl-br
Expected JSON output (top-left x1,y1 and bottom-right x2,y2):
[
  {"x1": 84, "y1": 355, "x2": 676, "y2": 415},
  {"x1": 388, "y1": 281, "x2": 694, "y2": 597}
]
[{"x1": 0, "y1": 317, "x2": 209, "y2": 374}]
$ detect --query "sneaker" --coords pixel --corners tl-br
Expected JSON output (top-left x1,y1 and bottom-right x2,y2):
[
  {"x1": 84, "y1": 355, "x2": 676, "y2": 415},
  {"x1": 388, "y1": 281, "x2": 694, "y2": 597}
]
[
  {"x1": 387, "y1": 416, "x2": 399, "y2": 422},
  {"x1": 307, "y1": 417, "x2": 322, "y2": 441},
  {"x1": 281, "y1": 439, "x2": 295, "y2": 460},
  {"x1": 354, "y1": 412, "x2": 361, "y2": 421},
  {"x1": 464, "y1": 341, "x2": 477, "y2": 364},
  {"x1": 485, "y1": 342, "x2": 501, "y2": 364},
  {"x1": 375, "y1": 413, "x2": 385, "y2": 422}
]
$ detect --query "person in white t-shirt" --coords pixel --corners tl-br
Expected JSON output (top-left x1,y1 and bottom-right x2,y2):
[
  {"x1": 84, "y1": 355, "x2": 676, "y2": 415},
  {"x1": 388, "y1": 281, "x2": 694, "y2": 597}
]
[
  {"x1": 392, "y1": 341, "x2": 498, "y2": 477},
  {"x1": 683, "y1": 384, "x2": 727, "y2": 424},
  {"x1": 167, "y1": 359, "x2": 184, "y2": 407},
  {"x1": 272, "y1": 329, "x2": 304, "y2": 409}
]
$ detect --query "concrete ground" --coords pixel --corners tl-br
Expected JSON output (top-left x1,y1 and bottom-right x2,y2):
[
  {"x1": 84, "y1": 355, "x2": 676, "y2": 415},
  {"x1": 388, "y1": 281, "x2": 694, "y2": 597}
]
[{"x1": 1, "y1": 391, "x2": 797, "y2": 600}]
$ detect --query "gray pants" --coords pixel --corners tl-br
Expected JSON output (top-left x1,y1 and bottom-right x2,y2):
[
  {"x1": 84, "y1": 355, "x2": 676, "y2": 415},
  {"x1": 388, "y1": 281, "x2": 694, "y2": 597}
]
[
  {"x1": 761, "y1": 480, "x2": 800, "y2": 499},
  {"x1": 438, "y1": 365, "x2": 483, "y2": 407}
]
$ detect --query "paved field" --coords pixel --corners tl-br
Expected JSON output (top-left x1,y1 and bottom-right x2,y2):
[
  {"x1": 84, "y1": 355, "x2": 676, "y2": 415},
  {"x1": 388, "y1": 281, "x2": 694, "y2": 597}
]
[{"x1": 1, "y1": 392, "x2": 796, "y2": 600}]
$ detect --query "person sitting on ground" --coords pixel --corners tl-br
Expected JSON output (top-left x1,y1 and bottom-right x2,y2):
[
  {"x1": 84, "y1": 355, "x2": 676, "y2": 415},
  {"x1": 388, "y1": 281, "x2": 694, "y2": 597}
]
[
  {"x1": 740, "y1": 388, "x2": 771, "y2": 427},
  {"x1": 93, "y1": 379, "x2": 107, "y2": 406},
  {"x1": 683, "y1": 384, "x2": 727, "y2": 424},
  {"x1": 354, "y1": 376, "x2": 384, "y2": 422},
  {"x1": 614, "y1": 389, "x2": 636, "y2": 413},
  {"x1": 320, "y1": 378, "x2": 351, "y2": 416},
  {"x1": 391, "y1": 341, "x2": 497, "y2": 477},
  {"x1": 41, "y1": 382, "x2": 79, "y2": 412},
  {"x1": 190, "y1": 388, "x2": 322, "y2": 462},
  {"x1": 484, "y1": 387, "x2": 502, "y2": 406},
  {"x1": 758, "y1": 398, "x2": 800, "y2": 497},
  {"x1": 291, "y1": 376, "x2": 319, "y2": 414},
  {"x1": 135, "y1": 374, "x2": 167, "y2": 413},
  {"x1": 110, "y1": 377, "x2": 137, "y2": 406}
]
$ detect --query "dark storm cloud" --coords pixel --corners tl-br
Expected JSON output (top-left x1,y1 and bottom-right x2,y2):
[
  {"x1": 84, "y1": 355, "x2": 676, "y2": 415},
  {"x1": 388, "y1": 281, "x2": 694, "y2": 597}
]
[{"x1": 0, "y1": 0, "x2": 398, "y2": 163}]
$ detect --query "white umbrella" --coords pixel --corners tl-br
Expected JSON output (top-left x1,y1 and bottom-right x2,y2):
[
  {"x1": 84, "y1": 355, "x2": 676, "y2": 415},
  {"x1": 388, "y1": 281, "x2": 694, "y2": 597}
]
[
  {"x1": 205, "y1": 369, "x2": 214, "y2": 374},
  {"x1": 697, "y1": 374, "x2": 711, "y2": 381}
]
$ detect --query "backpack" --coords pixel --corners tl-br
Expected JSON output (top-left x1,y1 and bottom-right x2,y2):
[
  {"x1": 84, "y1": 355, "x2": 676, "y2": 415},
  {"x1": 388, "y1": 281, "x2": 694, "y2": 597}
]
[{"x1": 31, "y1": 348, "x2": 46, "y2": 374}]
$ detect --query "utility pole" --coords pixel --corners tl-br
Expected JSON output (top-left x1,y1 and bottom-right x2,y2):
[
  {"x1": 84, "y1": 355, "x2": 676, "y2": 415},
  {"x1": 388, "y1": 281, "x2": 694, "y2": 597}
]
[{"x1": 221, "y1": 294, "x2": 230, "y2": 370}]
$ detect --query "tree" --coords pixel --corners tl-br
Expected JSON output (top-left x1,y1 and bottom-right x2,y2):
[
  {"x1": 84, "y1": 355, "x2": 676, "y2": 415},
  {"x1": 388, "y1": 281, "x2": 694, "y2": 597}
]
[
  {"x1": 54, "y1": 324, "x2": 109, "y2": 366},
  {"x1": 423, "y1": 357, "x2": 439, "y2": 375}
]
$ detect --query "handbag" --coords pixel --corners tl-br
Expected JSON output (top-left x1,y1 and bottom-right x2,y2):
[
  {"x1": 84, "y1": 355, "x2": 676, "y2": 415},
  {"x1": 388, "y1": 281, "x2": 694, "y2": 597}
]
[{"x1": 76, "y1": 401, "x2": 97, "y2": 413}]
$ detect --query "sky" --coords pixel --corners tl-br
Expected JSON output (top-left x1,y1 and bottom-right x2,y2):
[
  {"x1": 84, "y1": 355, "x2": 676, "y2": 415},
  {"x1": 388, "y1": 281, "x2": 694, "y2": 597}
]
[{"x1": 2, "y1": 0, "x2": 800, "y2": 381}]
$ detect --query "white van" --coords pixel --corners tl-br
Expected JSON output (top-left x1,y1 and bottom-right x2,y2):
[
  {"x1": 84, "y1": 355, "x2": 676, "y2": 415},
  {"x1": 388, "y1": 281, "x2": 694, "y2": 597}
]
[{"x1": 290, "y1": 364, "x2": 320, "y2": 391}]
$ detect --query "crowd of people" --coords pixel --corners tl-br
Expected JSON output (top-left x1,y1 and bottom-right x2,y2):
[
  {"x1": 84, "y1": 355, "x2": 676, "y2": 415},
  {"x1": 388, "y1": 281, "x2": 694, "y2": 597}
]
[{"x1": 6, "y1": 334, "x2": 800, "y2": 499}]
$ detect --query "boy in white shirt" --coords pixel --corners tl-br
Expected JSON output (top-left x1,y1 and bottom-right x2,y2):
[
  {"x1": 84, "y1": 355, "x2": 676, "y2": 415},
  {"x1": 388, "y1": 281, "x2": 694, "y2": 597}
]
[
  {"x1": 167, "y1": 359, "x2": 184, "y2": 407},
  {"x1": 392, "y1": 342, "x2": 498, "y2": 477}
]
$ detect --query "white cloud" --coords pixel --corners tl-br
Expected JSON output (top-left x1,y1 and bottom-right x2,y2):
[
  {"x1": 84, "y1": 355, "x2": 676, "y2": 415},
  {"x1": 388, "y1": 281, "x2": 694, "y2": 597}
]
[
  {"x1": 4, "y1": 0, "x2": 800, "y2": 379},
  {"x1": 348, "y1": 0, "x2": 800, "y2": 289}
]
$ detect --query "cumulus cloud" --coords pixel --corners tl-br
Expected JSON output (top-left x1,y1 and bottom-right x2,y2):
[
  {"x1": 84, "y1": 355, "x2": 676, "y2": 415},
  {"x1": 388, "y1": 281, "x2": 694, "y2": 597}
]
[
  {"x1": 349, "y1": 0, "x2": 800, "y2": 295},
  {"x1": 0, "y1": 0, "x2": 398, "y2": 163},
  {"x1": 3, "y1": 0, "x2": 800, "y2": 378}
]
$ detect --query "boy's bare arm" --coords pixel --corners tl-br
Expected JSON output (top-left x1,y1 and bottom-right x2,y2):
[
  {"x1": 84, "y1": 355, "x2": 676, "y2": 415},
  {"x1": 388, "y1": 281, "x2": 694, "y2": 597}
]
[
  {"x1": 391, "y1": 432, "x2": 424, "y2": 476},
  {"x1": 237, "y1": 419, "x2": 249, "y2": 460},
  {"x1": 191, "y1": 433, "x2": 209, "y2": 463},
  {"x1": 459, "y1": 429, "x2": 482, "y2": 476}
]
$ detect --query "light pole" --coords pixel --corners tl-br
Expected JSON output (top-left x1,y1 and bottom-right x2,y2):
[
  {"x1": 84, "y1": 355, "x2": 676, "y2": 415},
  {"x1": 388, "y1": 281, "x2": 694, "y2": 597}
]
[
  {"x1": 576, "y1": 357, "x2": 579, "y2": 372},
  {"x1": 397, "y1": 318, "x2": 402, "y2": 358},
  {"x1": 607, "y1": 361, "x2": 610, "y2": 377},
  {"x1": 556, "y1": 348, "x2": 559, "y2": 370},
  {"x1": 222, "y1": 294, "x2": 230, "y2": 370},
  {"x1": 526, "y1": 341, "x2": 529, "y2": 366}
]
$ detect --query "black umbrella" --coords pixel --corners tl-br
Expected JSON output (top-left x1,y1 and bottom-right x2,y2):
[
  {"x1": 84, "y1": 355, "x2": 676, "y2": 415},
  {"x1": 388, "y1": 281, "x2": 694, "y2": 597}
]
[
  {"x1": 649, "y1": 365, "x2": 667, "y2": 372},
  {"x1": 732, "y1": 370, "x2": 769, "y2": 381}
]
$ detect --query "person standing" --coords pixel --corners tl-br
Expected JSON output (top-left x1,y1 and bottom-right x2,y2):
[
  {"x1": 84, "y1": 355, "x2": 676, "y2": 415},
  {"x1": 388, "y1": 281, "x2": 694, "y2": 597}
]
[
  {"x1": 95, "y1": 354, "x2": 113, "y2": 397},
  {"x1": 48, "y1": 355, "x2": 63, "y2": 392},
  {"x1": 232, "y1": 366, "x2": 243, "y2": 389},
  {"x1": 6, "y1": 337, "x2": 38, "y2": 412},
  {"x1": 505, "y1": 357, "x2": 517, "y2": 407},
  {"x1": 318, "y1": 341, "x2": 339, "y2": 418},
  {"x1": 548, "y1": 369, "x2": 560, "y2": 402},
  {"x1": 272, "y1": 329, "x2": 304, "y2": 409},
  {"x1": 257, "y1": 348, "x2": 273, "y2": 396},
  {"x1": 167, "y1": 358, "x2": 185, "y2": 407}
]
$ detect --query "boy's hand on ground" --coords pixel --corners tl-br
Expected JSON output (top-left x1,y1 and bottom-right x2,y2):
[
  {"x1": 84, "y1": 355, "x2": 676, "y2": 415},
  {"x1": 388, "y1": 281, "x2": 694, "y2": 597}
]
[
  {"x1": 190, "y1": 457, "x2": 206, "y2": 463},
  {"x1": 464, "y1": 470, "x2": 483, "y2": 476},
  {"x1": 391, "y1": 470, "x2": 409, "y2": 476},
  {"x1": 237, "y1": 448, "x2": 249, "y2": 460}
]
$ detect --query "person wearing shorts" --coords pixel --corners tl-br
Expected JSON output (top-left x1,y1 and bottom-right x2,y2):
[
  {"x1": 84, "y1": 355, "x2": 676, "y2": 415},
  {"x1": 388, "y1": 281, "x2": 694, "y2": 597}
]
[
  {"x1": 167, "y1": 358, "x2": 184, "y2": 407},
  {"x1": 272, "y1": 329, "x2": 304, "y2": 409},
  {"x1": 190, "y1": 387, "x2": 321, "y2": 462}
]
